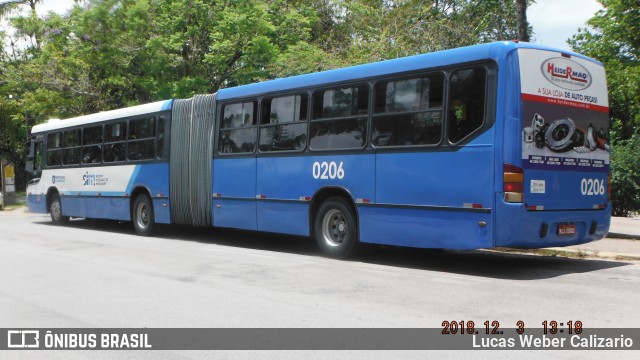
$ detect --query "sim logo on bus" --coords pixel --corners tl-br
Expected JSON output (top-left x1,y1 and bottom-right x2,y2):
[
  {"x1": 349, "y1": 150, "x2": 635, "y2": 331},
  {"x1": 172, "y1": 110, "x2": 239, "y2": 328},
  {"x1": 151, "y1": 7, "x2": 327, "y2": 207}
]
[
  {"x1": 541, "y1": 58, "x2": 592, "y2": 91},
  {"x1": 83, "y1": 172, "x2": 97, "y2": 186}
]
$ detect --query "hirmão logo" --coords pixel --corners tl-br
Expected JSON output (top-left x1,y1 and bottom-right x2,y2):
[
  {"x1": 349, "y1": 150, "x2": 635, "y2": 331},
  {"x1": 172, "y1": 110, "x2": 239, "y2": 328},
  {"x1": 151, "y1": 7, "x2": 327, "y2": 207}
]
[{"x1": 541, "y1": 57, "x2": 592, "y2": 91}]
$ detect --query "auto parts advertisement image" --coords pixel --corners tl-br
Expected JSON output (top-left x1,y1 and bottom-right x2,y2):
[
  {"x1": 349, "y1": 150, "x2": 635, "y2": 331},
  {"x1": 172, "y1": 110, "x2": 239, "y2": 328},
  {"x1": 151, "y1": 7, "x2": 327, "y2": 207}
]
[{"x1": 518, "y1": 49, "x2": 610, "y2": 173}]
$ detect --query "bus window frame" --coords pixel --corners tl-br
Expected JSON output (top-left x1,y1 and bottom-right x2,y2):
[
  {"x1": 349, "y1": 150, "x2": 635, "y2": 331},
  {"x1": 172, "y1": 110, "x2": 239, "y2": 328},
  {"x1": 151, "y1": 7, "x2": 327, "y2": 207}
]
[
  {"x1": 45, "y1": 131, "x2": 63, "y2": 168},
  {"x1": 308, "y1": 82, "x2": 370, "y2": 152},
  {"x1": 81, "y1": 123, "x2": 104, "y2": 165},
  {"x1": 61, "y1": 127, "x2": 82, "y2": 167},
  {"x1": 445, "y1": 63, "x2": 496, "y2": 146},
  {"x1": 217, "y1": 99, "x2": 259, "y2": 156},
  {"x1": 370, "y1": 71, "x2": 446, "y2": 149},
  {"x1": 257, "y1": 92, "x2": 310, "y2": 154},
  {"x1": 127, "y1": 115, "x2": 157, "y2": 162}
]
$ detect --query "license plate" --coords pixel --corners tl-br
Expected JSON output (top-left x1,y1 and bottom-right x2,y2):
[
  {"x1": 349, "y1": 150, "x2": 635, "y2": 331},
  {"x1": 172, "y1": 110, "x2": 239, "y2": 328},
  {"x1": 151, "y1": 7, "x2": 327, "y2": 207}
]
[{"x1": 558, "y1": 224, "x2": 577, "y2": 236}]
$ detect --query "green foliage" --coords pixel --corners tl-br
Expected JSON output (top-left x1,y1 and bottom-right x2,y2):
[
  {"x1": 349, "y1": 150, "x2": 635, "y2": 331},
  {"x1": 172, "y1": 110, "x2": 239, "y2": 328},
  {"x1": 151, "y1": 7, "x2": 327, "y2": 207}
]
[
  {"x1": 610, "y1": 137, "x2": 640, "y2": 216},
  {"x1": 336, "y1": 0, "x2": 522, "y2": 64},
  {"x1": 569, "y1": 0, "x2": 640, "y2": 215}
]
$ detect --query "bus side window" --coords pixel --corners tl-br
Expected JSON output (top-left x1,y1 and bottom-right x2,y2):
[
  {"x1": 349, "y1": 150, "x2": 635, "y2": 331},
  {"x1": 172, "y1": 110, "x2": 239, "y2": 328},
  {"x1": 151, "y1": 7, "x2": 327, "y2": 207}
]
[
  {"x1": 82, "y1": 125, "x2": 103, "y2": 164},
  {"x1": 447, "y1": 67, "x2": 487, "y2": 143},
  {"x1": 372, "y1": 74, "x2": 444, "y2": 147},
  {"x1": 46, "y1": 132, "x2": 62, "y2": 167},
  {"x1": 128, "y1": 117, "x2": 156, "y2": 161},
  {"x1": 62, "y1": 129, "x2": 81, "y2": 165},
  {"x1": 219, "y1": 101, "x2": 257, "y2": 154},
  {"x1": 259, "y1": 94, "x2": 308, "y2": 152},
  {"x1": 104, "y1": 122, "x2": 127, "y2": 163},
  {"x1": 310, "y1": 85, "x2": 368, "y2": 150}
]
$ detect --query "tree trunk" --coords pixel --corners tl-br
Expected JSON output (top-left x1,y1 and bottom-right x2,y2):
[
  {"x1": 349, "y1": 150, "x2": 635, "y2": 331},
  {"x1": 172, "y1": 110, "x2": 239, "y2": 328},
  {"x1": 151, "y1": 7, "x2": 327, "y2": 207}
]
[{"x1": 515, "y1": 0, "x2": 530, "y2": 42}]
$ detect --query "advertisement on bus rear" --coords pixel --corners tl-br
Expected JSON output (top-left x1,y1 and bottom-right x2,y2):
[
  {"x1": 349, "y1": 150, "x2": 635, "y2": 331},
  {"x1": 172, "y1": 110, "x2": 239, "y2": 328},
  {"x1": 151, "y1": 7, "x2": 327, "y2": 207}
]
[{"x1": 518, "y1": 49, "x2": 609, "y2": 173}]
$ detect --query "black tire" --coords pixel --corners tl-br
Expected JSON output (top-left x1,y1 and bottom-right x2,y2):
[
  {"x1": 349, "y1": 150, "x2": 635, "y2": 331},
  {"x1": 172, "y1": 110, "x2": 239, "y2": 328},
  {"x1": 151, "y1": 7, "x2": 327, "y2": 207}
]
[
  {"x1": 49, "y1": 193, "x2": 70, "y2": 225},
  {"x1": 314, "y1": 197, "x2": 359, "y2": 258},
  {"x1": 132, "y1": 194, "x2": 155, "y2": 236}
]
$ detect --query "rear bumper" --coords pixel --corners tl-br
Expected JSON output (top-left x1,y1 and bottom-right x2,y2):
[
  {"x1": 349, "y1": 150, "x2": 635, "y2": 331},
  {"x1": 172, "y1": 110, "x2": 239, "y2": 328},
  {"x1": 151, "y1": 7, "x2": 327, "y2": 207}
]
[{"x1": 494, "y1": 201, "x2": 610, "y2": 248}]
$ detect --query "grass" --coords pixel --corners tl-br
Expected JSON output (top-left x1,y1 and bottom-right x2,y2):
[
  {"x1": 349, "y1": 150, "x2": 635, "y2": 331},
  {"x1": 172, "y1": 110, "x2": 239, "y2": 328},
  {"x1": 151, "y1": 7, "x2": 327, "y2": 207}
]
[{"x1": 1, "y1": 191, "x2": 26, "y2": 211}]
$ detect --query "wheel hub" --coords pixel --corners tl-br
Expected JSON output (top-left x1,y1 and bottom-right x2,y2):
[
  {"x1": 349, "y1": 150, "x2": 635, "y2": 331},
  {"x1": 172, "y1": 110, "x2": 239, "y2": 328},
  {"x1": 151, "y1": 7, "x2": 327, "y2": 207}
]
[
  {"x1": 137, "y1": 203, "x2": 149, "y2": 229},
  {"x1": 322, "y1": 209, "x2": 347, "y2": 247}
]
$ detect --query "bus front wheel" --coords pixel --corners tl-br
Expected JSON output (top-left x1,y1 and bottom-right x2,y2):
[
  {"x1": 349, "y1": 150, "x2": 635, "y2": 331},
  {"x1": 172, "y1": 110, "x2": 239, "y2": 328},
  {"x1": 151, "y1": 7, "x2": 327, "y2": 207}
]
[
  {"x1": 314, "y1": 197, "x2": 358, "y2": 258},
  {"x1": 49, "y1": 193, "x2": 70, "y2": 225},
  {"x1": 133, "y1": 194, "x2": 155, "y2": 236}
]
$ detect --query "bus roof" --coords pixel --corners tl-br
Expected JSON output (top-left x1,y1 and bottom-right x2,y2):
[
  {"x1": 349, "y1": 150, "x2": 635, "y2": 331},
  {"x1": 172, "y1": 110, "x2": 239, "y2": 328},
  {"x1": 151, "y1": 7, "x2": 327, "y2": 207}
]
[
  {"x1": 217, "y1": 41, "x2": 600, "y2": 100},
  {"x1": 31, "y1": 100, "x2": 173, "y2": 134}
]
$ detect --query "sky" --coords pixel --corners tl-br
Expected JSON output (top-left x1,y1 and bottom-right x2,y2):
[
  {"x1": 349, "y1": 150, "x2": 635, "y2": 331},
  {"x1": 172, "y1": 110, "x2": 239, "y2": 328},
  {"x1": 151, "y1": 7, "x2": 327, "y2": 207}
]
[
  {"x1": 17, "y1": 0, "x2": 604, "y2": 52},
  {"x1": 528, "y1": 0, "x2": 603, "y2": 50}
]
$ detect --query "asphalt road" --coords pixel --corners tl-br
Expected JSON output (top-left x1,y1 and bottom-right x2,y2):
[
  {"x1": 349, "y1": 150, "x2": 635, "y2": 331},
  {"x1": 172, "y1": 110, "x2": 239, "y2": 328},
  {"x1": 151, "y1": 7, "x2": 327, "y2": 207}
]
[{"x1": 1, "y1": 210, "x2": 639, "y2": 359}]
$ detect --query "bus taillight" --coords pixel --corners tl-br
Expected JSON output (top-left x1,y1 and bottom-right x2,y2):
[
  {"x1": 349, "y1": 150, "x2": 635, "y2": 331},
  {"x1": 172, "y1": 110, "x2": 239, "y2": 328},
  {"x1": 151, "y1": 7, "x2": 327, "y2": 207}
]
[{"x1": 504, "y1": 163, "x2": 524, "y2": 203}]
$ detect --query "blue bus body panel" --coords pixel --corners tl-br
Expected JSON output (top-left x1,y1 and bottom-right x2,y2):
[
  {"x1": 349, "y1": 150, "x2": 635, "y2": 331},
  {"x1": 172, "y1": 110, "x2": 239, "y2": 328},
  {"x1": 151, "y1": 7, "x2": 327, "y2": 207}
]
[
  {"x1": 375, "y1": 143, "x2": 493, "y2": 207},
  {"x1": 495, "y1": 200, "x2": 610, "y2": 247},
  {"x1": 88, "y1": 197, "x2": 130, "y2": 220},
  {"x1": 524, "y1": 170, "x2": 608, "y2": 210},
  {"x1": 257, "y1": 202, "x2": 309, "y2": 236},
  {"x1": 62, "y1": 196, "x2": 86, "y2": 218},
  {"x1": 360, "y1": 206, "x2": 492, "y2": 249},
  {"x1": 213, "y1": 158, "x2": 257, "y2": 230},
  {"x1": 28, "y1": 194, "x2": 47, "y2": 213},
  {"x1": 254, "y1": 154, "x2": 376, "y2": 236},
  {"x1": 362, "y1": 131, "x2": 494, "y2": 248}
]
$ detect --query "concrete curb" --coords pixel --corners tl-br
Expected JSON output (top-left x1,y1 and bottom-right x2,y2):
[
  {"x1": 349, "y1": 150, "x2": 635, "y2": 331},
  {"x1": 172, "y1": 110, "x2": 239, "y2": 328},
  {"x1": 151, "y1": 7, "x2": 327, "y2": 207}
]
[
  {"x1": 545, "y1": 247, "x2": 640, "y2": 261},
  {"x1": 607, "y1": 233, "x2": 640, "y2": 241},
  {"x1": 489, "y1": 247, "x2": 640, "y2": 261}
]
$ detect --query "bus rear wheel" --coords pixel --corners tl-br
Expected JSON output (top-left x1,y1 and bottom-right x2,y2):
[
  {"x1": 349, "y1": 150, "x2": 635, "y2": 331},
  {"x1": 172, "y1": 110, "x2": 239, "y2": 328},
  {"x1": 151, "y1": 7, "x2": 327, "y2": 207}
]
[
  {"x1": 133, "y1": 194, "x2": 155, "y2": 236},
  {"x1": 49, "y1": 193, "x2": 70, "y2": 225},
  {"x1": 314, "y1": 197, "x2": 358, "y2": 258}
]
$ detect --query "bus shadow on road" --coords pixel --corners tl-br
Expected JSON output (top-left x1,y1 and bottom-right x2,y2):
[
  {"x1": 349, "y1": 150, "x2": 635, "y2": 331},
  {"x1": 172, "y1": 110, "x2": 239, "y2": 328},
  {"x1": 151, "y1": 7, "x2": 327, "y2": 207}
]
[
  {"x1": 355, "y1": 246, "x2": 629, "y2": 280},
  {"x1": 54, "y1": 219, "x2": 629, "y2": 281}
]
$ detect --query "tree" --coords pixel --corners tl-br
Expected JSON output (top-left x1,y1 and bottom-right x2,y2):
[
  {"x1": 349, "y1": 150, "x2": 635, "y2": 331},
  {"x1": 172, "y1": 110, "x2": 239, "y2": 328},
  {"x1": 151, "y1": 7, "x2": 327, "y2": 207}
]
[
  {"x1": 335, "y1": 0, "x2": 523, "y2": 64},
  {"x1": 515, "y1": 0, "x2": 530, "y2": 42},
  {"x1": 569, "y1": 0, "x2": 640, "y2": 215}
]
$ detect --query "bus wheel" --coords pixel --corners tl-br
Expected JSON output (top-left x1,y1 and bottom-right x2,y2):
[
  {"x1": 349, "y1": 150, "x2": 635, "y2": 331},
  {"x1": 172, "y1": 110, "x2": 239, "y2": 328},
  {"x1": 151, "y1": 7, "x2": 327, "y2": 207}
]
[
  {"x1": 133, "y1": 194, "x2": 155, "y2": 236},
  {"x1": 314, "y1": 197, "x2": 358, "y2": 258},
  {"x1": 49, "y1": 193, "x2": 70, "y2": 225}
]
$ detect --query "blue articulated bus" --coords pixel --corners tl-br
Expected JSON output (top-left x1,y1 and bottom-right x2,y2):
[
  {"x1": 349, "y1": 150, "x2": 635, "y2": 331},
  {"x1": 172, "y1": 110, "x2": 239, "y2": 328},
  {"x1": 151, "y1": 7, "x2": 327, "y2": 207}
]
[{"x1": 26, "y1": 41, "x2": 611, "y2": 257}]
